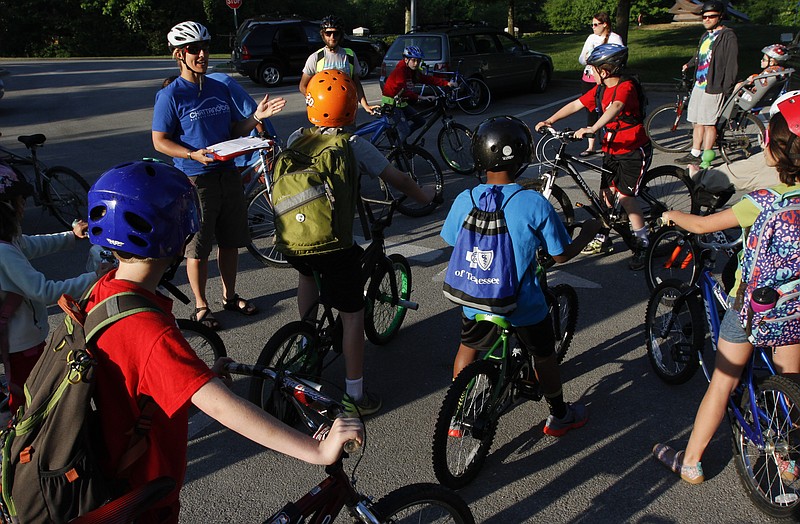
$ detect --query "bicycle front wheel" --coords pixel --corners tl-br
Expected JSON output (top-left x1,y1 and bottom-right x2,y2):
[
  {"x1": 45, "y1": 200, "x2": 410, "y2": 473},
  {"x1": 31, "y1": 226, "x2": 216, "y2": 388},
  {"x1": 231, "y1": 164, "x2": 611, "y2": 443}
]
[
  {"x1": 365, "y1": 254, "x2": 411, "y2": 345},
  {"x1": 388, "y1": 145, "x2": 443, "y2": 217},
  {"x1": 639, "y1": 165, "x2": 698, "y2": 225},
  {"x1": 248, "y1": 321, "x2": 322, "y2": 425},
  {"x1": 733, "y1": 375, "x2": 800, "y2": 519},
  {"x1": 246, "y1": 187, "x2": 288, "y2": 268},
  {"x1": 371, "y1": 483, "x2": 475, "y2": 524},
  {"x1": 644, "y1": 280, "x2": 704, "y2": 384},
  {"x1": 644, "y1": 227, "x2": 699, "y2": 292},
  {"x1": 720, "y1": 112, "x2": 765, "y2": 164},
  {"x1": 42, "y1": 166, "x2": 90, "y2": 228},
  {"x1": 437, "y1": 122, "x2": 474, "y2": 175},
  {"x1": 549, "y1": 284, "x2": 578, "y2": 364},
  {"x1": 519, "y1": 177, "x2": 575, "y2": 228},
  {"x1": 176, "y1": 319, "x2": 227, "y2": 368},
  {"x1": 432, "y1": 359, "x2": 500, "y2": 489},
  {"x1": 456, "y1": 78, "x2": 491, "y2": 115},
  {"x1": 645, "y1": 103, "x2": 693, "y2": 153}
]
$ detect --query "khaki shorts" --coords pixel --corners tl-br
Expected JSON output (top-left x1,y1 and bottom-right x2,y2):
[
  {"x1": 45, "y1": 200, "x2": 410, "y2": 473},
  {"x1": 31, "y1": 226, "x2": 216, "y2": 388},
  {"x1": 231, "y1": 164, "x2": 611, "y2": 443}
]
[
  {"x1": 687, "y1": 84, "x2": 725, "y2": 126},
  {"x1": 185, "y1": 168, "x2": 249, "y2": 259}
]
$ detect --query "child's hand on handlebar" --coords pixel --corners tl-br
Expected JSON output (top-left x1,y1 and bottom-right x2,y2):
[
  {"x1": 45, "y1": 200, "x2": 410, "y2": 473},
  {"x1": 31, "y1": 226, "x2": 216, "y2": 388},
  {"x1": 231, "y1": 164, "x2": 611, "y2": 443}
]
[
  {"x1": 534, "y1": 121, "x2": 552, "y2": 132},
  {"x1": 574, "y1": 127, "x2": 595, "y2": 139},
  {"x1": 318, "y1": 417, "x2": 364, "y2": 464}
]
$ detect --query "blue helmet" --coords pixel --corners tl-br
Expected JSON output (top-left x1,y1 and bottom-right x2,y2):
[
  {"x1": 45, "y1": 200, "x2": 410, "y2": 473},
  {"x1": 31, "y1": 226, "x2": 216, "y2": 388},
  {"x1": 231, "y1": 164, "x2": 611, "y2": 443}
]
[
  {"x1": 587, "y1": 43, "x2": 628, "y2": 73},
  {"x1": 88, "y1": 160, "x2": 199, "y2": 259},
  {"x1": 403, "y1": 46, "x2": 424, "y2": 60}
]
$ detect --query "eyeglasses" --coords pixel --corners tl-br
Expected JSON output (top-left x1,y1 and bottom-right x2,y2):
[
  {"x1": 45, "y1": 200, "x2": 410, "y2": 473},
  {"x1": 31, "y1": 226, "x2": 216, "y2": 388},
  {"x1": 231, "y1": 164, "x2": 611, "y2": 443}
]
[
  {"x1": 591, "y1": 22, "x2": 603, "y2": 27},
  {"x1": 184, "y1": 42, "x2": 209, "y2": 55},
  {"x1": 323, "y1": 30, "x2": 341, "y2": 37},
  {"x1": 701, "y1": 14, "x2": 720, "y2": 20}
]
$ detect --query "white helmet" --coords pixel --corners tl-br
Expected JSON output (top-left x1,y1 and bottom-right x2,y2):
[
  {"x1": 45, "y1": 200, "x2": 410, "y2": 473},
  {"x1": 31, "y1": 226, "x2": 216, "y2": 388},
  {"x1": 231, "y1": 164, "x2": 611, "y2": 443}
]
[
  {"x1": 168, "y1": 21, "x2": 211, "y2": 48},
  {"x1": 769, "y1": 90, "x2": 800, "y2": 118}
]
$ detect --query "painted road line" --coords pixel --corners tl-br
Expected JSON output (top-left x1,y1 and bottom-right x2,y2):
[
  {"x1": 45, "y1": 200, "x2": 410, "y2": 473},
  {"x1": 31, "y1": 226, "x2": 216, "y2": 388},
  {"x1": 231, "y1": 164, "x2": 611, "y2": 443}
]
[
  {"x1": 355, "y1": 236, "x2": 444, "y2": 263},
  {"x1": 515, "y1": 95, "x2": 580, "y2": 118}
]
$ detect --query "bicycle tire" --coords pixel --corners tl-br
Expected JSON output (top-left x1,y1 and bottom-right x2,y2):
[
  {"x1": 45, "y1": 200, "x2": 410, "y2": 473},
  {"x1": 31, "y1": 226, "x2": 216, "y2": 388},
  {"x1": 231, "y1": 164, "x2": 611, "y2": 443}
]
[
  {"x1": 432, "y1": 359, "x2": 500, "y2": 489},
  {"x1": 550, "y1": 284, "x2": 578, "y2": 364},
  {"x1": 176, "y1": 319, "x2": 227, "y2": 368},
  {"x1": 639, "y1": 165, "x2": 698, "y2": 224},
  {"x1": 246, "y1": 186, "x2": 288, "y2": 268},
  {"x1": 519, "y1": 177, "x2": 575, "y2": 228},
  {"x1": 42, "y1": 166, "x2": 90, "y2": 228},
  {"x1": 645, "y1": 103, "x2": 693, "y2": 153},
  {"x1": 720, "y1": 112, "x2": 765, "y2": 164},
  {"x1": 247, "y1": 321, "x2": 322, "y2": 425},
  {"x1": 437, "y1": 122, "x2": 474, "y2": 175},
  {"x1": 387, "y1": 145, "x2": 443, "y2": 218},
  {"x1": 644, "y1": 280, "x2": 704, "y2": 385},
  {"x1": 732, "y1": 374, "x2": 800, "y2": 519},
  {"x1": 644, "y1": 227, "x2": 699, "y2": 292},
  {"x1": 456, "y1": 78, "x2": 491, "y2": 115},
  {"x1": 371, "y1": 482, "x2": 475, "y2": 524},
  {"x1": 364, "y1": 254, "x2": 411, "y2": 345}
]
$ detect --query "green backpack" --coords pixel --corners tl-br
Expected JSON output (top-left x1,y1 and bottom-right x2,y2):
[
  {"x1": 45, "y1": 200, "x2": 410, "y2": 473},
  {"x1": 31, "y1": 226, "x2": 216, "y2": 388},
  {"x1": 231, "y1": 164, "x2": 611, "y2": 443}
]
[
  {"x1": 272, "y1": 128, "x2": 359, "y2": 256},
  {"x1": 0, "y1": 288, "x2": 162, "y2": 524}
]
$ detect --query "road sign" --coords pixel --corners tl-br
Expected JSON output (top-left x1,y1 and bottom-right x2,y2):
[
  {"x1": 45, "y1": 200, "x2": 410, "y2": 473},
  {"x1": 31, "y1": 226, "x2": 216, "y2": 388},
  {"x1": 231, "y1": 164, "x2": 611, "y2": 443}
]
[{"x1": 226, "y1": 0, "x2": 242, "y2": 9}]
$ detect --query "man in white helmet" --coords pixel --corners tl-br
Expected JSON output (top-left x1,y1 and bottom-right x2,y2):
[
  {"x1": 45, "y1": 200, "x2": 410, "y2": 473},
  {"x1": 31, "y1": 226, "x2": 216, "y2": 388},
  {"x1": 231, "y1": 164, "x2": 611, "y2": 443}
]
[{"x1": 152, "y1": 21, "x2": 285, "y2": 331}]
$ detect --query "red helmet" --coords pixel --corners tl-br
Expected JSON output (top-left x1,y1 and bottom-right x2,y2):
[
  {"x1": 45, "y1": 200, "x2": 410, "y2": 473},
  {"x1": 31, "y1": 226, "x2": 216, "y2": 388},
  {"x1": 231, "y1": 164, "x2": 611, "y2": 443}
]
[{"x1": 305, "y1": 70, "x2": 358, "y2": 127}]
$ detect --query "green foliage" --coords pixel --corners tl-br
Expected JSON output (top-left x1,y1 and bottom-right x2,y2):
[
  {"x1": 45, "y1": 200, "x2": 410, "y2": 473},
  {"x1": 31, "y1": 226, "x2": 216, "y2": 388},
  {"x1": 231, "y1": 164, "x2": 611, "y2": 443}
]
[
  {"x1": 736, "y1": 0, "x2": 798, "y2": 25},
  {"x1": 541, "y1": 0, "x2": 673, "y2": 31}
]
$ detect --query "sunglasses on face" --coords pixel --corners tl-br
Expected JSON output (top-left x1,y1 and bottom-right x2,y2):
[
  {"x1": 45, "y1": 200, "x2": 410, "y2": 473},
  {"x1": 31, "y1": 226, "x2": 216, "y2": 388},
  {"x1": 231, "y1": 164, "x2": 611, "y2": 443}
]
[
  {"x1": 702, "y1": 14, "x2": 720, "y2": 20},
  {"x1": 184, "y1": 42, "x2": 209, "y2": 55},
  {"x1": 324, "y1": 30, "x2": 340, "y2": 37},
  {"x1": 591, "y1": 22, "x2": 603, "y2": 27}
]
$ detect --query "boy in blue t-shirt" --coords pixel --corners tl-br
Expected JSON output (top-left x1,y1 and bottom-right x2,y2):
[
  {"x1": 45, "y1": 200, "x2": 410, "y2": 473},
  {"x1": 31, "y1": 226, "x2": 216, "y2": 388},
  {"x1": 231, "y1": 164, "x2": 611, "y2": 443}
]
[{"x1": 440, "y1": 116, "x2": 600, "y2": 436}]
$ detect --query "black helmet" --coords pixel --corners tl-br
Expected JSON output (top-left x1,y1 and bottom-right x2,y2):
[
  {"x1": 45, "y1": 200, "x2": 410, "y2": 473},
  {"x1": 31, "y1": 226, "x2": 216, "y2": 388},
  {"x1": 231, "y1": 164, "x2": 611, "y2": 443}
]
[
  {"x1": 471, "y1": 116, "x2": 532, "y2": 176},
  {"x1": 701, "y1": 0, "x2": 726, "y2": 16},
  {"x1": 587, "y1": 43, "x2": 628, "y2": 73},
  {"x1": 320, "y1": 15, "x2": 343, "y2": 31}
]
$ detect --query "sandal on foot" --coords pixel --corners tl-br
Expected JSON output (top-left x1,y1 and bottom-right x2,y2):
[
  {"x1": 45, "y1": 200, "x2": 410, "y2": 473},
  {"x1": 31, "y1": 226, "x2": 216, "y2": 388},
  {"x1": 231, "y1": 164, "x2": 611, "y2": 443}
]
[
  {"x1": 652, "y1": 443, "x2": 705, "y2": 484},
  {"x1": 191, "y1": 307, "x2": 221, "y2": 331},
  {"x1": 579, "y1": 149, "x2": 598, "y2": 157},
  {"x1": 222, "y1": 294, "x2": 258, "y2": 316}
]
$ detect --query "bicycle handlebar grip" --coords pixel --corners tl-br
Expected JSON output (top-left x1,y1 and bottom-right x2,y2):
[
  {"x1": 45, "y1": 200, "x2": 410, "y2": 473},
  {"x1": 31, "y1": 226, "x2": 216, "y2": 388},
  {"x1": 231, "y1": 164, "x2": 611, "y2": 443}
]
[
  {"x1": 344, "y1": 440, "x2": 362, "y2": 453},
  {"x1": 656, "y1": 217, "x2": 672, "y2": 228}
]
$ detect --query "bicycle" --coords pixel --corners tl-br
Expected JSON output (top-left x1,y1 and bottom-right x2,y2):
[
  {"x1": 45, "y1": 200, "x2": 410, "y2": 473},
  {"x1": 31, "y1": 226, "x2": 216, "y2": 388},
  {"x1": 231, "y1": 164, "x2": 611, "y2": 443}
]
[
  {"x1": 645, "y1": 252, "x2": 800, "y2": 518},
  {"x1": 430, "y1": 250, "x2": 579, "y2": 488},
  {"x1": 232, "y1": 361, "x2": 476, "y2": 523},
  {"x1": 0, "y1": 133, "x2": 89, "y2": 228},
  {"x1": 436, "y1": 60, "x2": 492, "y2": 115},
  {"x1": 248, "y1": 199, "x2": 417, "y2": 424},
  {"x1": 529, "y1": 126, "x2": 697, "y2": 253}
]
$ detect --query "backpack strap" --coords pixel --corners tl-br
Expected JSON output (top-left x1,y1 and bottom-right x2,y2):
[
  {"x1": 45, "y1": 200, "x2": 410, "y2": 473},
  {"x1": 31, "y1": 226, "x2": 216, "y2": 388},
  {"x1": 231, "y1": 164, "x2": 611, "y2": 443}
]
[{"x1": 0, "y1": 290, "x2": 24, "y2": 402}]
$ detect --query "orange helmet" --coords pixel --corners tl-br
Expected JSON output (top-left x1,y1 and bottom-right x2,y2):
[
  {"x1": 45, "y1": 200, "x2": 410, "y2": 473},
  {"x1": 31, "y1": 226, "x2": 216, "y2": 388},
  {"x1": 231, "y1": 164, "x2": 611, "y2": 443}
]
[{"x1": 305, "y1": 70, "x2": 357, "y2": 127}]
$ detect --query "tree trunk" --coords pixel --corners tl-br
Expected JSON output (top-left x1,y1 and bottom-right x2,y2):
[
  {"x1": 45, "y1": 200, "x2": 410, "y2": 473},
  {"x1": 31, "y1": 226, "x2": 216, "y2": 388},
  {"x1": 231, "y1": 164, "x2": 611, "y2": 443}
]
[
  {"x1": 616, "y1": 0, "x2": 631, "y2": 44},
  {"x1": 507, "y1": 0, "x2": 515, "y2": 36},
  {"x1": 405, "y1": 2, "x2": 411, "y2": 32}
]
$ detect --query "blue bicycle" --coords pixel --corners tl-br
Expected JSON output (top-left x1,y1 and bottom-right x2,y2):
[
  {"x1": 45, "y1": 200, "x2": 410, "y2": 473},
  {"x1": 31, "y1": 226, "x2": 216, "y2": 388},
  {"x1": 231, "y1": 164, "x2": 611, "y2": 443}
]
[{"x1": 645, "y1": 242, "x2": 800, "y2": 518}]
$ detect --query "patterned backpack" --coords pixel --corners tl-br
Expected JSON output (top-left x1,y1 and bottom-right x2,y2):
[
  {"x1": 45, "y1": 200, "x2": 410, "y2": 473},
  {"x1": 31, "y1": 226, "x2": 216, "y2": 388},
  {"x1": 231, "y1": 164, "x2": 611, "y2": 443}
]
[{"x1": 735, "y1": 187, "x2": 800, "y2": 346}]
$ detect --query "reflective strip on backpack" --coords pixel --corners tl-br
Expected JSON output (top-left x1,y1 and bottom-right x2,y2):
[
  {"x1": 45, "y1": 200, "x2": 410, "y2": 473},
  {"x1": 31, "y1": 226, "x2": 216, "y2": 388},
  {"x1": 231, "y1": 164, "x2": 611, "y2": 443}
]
[
  {"x1": 273, "y1": 183, "x2": 328, "y2": 217},
  {"x1": 315, "y1": 47, "x2": 355, "y2": 76}
]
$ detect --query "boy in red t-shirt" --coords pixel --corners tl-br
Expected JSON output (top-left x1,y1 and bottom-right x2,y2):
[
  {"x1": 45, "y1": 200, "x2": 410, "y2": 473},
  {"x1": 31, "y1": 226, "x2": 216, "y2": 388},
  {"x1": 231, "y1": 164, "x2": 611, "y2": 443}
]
[
  {"x1": 536, "y1": 43, "x2": 652, "y2": 271},
  {"x1": 85, "y1": 160, "x2": 363, "y2": 523}
]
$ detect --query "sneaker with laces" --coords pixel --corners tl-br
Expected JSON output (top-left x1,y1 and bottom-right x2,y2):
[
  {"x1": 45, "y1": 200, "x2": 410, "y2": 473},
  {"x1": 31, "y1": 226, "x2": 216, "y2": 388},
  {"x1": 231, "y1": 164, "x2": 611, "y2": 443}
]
[
  {"x1": 342, "y1": 390, "x2": 382, "y2": 417},
  {"x1": 581, "y1": 238, "x2": 613, "y2": 256},
  {"x1": 676, "y1": 152, "x2": 701, "y2": 165},
  {"x1": 543, "y1": 402, "x2": 588, "y2": 437},
  {"x1": 628, "y1": 240, "x2": 648, "y2": 271}
]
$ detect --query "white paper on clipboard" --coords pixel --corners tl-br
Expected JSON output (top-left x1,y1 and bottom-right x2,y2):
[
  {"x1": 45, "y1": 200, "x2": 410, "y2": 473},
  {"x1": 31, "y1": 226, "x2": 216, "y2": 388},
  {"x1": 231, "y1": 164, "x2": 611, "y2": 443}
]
[{"x1": 207, "y1": 136, "x2": 274, "y2": 161}]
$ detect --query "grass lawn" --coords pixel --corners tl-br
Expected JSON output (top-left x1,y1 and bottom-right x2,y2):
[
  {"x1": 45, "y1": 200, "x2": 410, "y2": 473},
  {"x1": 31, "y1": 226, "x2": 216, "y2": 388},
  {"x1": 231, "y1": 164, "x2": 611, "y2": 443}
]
[{"x1": 521, "y1": 23, "x2": 799, "y2": 84}]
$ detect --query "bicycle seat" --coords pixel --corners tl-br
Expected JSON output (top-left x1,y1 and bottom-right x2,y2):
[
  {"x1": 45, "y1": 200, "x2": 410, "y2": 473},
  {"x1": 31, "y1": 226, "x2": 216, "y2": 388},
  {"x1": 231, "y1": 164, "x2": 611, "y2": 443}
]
[{"x1": 18, "y1": 134, "x2": 46, "y2": 148}]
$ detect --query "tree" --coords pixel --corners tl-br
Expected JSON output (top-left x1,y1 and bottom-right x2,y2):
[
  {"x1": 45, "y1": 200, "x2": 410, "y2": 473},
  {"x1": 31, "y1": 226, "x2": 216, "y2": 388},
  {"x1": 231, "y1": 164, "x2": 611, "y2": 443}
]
[{"x1": 616, "y1": 0, "x2": 631, "y2": 43}]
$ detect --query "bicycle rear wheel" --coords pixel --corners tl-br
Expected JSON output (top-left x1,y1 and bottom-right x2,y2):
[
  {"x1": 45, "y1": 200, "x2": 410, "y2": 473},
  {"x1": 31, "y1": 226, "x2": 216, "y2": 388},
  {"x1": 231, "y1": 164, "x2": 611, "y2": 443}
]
[
  {"x1": 639, "y1": 165, "x2": 698, "y2": 225},
  {"x1": 456, "y1": 78, "x2": 491, "y2": 115},
  {"x1": 387, "y1": 145, "x2": 443, "y2": 217},
  {"x1": 246, "y1": 186, "x2": 288, "y2": 268},
  {"x1": 371, "y1": 483, "x2": 475, "y2": 523},
  {"x1": 519, "y1": 177, "x2": 575, "y2": 228},
  {"x1": 365, "y1": 254, "x2": 411, "y2": 345},
  {"x1": 644, "y1": 227, "x2": 699, "y2": 292},
  {"x1": 720, "y1": 112, "x2": 765, "y2": 164},
  {"x1": 645, "y1": 103, "x2": 693, "y2": 153},
  {"x1": 176, "y1": 319, "x2": 227, "y2": 368},
  {"x1": 644, "y1": 280, "x2": 704, "y2": 385},
  {"x1": 437, "y1": 122, "x2": 474, "y2": 175},
  {"x1": 432, "y1": 359, "x2": 500, "y2": 489},
  {"x1": 42, "y1": 166, "x2": 90, "y2": 228},
  {"x1": 733, "y1": 375, "x2": 800, "y2": 519},
  {"x1": 248, "y1": 321, "x2": 322, "y2": 425},
  {"x1": 549, "y1": 284, "x2": 578, "y2": 364}
]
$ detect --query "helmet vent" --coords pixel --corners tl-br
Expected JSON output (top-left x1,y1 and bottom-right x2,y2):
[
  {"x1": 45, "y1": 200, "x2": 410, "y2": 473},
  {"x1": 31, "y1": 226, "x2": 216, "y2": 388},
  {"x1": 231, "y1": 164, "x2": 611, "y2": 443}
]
[
  {"x1": 89, "y1": 205, "x2": 107, "y2": 221},
  {"x1": 128, "y1": 235, "x2": 148, "y2": 248},
  {"x1": 124, "y1": 212, "x2": 154, "y2": 234},
  {"x1": 144, "y1": 165, "x2": 157, "y2": 177}
]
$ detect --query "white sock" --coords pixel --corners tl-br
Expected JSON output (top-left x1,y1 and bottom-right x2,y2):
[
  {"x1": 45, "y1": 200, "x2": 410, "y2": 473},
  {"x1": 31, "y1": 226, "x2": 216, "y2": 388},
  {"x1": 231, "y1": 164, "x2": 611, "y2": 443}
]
[
  {"x1": 634, "y1": 226, "x2": 649, "y2": 246},
  {"x1": 594, "y1": 233, "x2": 606, "y2": 243},
  {"x1": 690, "y1": 148, "x2": 701, "y2": 157},
  {"x1": 346, "y1": 377, "x2": 364, "y2": 401}
]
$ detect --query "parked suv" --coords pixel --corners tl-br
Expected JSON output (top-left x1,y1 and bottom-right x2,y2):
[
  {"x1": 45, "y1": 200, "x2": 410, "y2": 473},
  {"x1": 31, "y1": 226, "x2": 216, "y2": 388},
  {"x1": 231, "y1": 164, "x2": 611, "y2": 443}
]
[
  {"x1": 231, "y1": 18, "x2": 386, "y2": 86},
  {"x1": 380, "y1": 23, "x2": 553, "y2": 94}
]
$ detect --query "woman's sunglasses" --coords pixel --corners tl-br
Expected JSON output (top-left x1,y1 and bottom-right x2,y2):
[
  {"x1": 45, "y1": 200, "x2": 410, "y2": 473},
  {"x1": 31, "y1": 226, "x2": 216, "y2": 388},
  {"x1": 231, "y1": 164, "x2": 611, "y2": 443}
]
[{"x1": 184, "y1": 42, "x2": 210, "y2": 55}]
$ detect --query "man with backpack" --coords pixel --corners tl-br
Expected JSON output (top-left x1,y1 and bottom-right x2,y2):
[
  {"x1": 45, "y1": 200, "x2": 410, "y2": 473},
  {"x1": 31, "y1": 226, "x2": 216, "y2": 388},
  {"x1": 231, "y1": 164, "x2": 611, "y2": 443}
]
[
  {"x1": 274, "y1": 69, "x2": 437, "y2": 416},
  {"x1": 441, "y1": 116, "x2": 600, "y2": 437},
  {"x1": 1, "y1": 160, "x2": 363, "y2": 524},
  {"x1": 535, "y1": 43, "x2": 652, "y2": 271}
]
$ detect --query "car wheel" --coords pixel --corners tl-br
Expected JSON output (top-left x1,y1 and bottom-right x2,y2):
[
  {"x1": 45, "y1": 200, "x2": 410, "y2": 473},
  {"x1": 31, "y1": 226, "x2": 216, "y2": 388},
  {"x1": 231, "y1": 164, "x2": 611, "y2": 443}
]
[
  {"x1": 258, "y1": 63, "x2": 282, "y2": 87},
  {"x1": 359, "y1": 57, "x2": 371, "y2": 79},
  {"x1": 533, "y1": 66, "x2": 550, "y2": 93}
]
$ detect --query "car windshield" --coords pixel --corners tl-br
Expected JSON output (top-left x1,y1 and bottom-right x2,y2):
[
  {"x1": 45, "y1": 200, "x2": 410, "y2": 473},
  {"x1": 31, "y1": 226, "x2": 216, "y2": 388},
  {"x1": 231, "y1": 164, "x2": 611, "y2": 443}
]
[{"x1": 386, "y1": 36, "x2": 443, "y2": 61}]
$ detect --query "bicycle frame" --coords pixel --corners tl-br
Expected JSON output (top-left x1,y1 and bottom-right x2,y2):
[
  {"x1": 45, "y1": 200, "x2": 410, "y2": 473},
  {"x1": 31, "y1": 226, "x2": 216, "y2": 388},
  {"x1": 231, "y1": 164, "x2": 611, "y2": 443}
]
[
  {"x1": 0, "y1": 138, "x2": 49, "y2": 199},
  {"x1": 240, "y1": 141, "x2": 280, "y2": 196}
]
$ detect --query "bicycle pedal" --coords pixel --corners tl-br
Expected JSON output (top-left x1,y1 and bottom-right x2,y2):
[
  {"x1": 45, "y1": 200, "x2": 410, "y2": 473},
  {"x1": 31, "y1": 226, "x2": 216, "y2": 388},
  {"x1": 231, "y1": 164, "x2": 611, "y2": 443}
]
[{"x1": 516, "y1": 379, "x2": 542, "y2": 401}]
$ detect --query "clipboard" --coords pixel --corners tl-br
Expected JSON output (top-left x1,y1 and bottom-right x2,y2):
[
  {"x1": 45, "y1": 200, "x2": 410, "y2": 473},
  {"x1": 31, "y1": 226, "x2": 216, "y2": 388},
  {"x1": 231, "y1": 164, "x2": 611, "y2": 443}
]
[{"x1": 207, "y1": 136, "x2": 275, "y2": 161}]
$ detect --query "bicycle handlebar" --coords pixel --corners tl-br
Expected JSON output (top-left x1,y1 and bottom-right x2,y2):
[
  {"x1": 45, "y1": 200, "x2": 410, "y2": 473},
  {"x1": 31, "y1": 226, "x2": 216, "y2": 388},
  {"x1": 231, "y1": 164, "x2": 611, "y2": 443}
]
[{"x1": 537, "y1": 126, "x2": 594, "y2": 141}]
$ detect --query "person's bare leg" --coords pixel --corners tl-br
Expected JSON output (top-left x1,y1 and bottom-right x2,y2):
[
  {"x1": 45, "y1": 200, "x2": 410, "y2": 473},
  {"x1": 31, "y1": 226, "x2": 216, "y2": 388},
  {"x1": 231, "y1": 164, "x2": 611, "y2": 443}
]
[
  {"x1": 453, "y1": 344, "x2": 478, "y2": 379},
  {"x1": 218, "y1": 246, "x2": 239, "y2": 303},
  {"x1": 340, "y1": 310, "x2": 365, "y2": 380},
  {"x1": 701, "y1": 125, "x2": 718, "y2": 151},
  {"x1": 692, "y1": 123, "x2": 704, "y2": 152},
  {"x1": 187, "y1": 257, "x2": 209, "y2": 309},
  {"x1": 297, "y1": 273, "x2": 320, "y2": 319}
]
